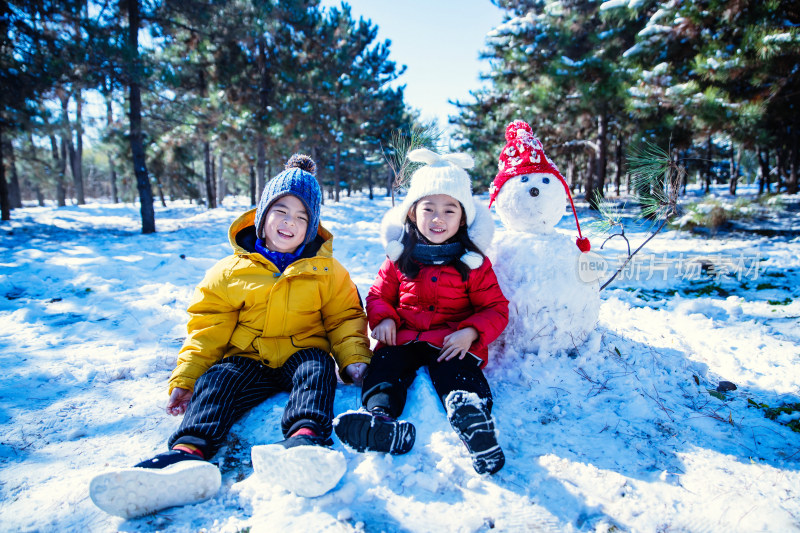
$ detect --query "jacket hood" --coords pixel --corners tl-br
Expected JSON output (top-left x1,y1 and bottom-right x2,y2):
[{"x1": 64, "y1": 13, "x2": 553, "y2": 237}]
[{"x1": 228, "y1": 208, "x2": 333, "y2": 258}]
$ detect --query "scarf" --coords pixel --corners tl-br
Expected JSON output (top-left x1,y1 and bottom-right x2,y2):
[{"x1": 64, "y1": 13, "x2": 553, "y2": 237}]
[
  {"x1": 255, "y1": 238, "x2": 306, "y2": 272},
  {"x1": 411, "y1": 241, "x2": 464, "y2": 265}
]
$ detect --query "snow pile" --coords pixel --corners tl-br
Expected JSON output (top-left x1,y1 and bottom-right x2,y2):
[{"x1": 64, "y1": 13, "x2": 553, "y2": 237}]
[{"x1": 0, "y1": 188, "x2": 799, "y2": 532}]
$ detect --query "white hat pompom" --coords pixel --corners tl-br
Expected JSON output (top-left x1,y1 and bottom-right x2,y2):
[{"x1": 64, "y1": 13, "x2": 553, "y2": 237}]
[
  {"x1": 460, "y1": 251, "x2": 484, "y2": 269},
  {"x1": 385, "y1": 240, "x2": 404, "y2": 261},
  {"x1": 442, "y1": 152, "x2": 474, "y2": 170}
]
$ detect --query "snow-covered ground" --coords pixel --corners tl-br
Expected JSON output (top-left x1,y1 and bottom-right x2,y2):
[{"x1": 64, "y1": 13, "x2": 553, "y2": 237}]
[{"x1": 1, "y1": 186, "x2": 798, "y2": 532}]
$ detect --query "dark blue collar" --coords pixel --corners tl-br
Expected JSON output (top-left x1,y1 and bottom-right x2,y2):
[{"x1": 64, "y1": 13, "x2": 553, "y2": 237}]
[{"x1": 255, "y1": 238, "x2": 306, "y2": 272}]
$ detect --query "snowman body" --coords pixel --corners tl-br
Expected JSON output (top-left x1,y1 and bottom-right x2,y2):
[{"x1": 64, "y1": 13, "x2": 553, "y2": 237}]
[{"x1": 489, "y1": 173, "x2": 600, "y2": 355}]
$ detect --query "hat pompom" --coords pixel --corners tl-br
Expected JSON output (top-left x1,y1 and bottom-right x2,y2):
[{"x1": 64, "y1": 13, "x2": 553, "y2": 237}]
[
  {"x1": 408, "y1": 148, "x2": 474, "y2": 170},
  {"x1": 285, "y1": 153, "x2": 316, "y2": 175},
  {"x1": 505, "y1": 120, "x2": 533, "y2": 142},
  {"x1": 408, "y1": 148, "x2": 440, "y2": 165},
  {"x1": 460, "y1": 251, "x2": 484, "y2": 270},
  {"x1": 442, "y1": 152, "x2": 474, "y2": 170},
  {"x1": 386, "y1": 240, "x2": 404, "y2": 261}
]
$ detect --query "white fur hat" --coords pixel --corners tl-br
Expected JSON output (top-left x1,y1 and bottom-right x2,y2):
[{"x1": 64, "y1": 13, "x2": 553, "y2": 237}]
[
  {"x1": 398, "y1": 148, "x2": 477, "y2": 226},
  {"x1": 381, "y1": 196, "x2": 495, "y2": 270}
]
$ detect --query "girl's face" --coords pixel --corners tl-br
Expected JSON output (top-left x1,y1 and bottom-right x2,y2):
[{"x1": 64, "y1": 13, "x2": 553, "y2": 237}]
[
  {"x1": 261, "y1": 194, "x2": 308, "y2": 253},
  {"x1": 410, "y1": 194, "x2": 464, "y2": 244}
]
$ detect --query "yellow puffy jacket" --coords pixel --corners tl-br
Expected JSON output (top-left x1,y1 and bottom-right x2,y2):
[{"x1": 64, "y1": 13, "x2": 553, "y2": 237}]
[{"x1": 169, "y1": 209, "x2": 371, "y2": 394}]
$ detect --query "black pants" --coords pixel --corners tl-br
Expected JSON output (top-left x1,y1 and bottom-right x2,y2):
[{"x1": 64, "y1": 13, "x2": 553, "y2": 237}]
[
  {"x1": 361, "y1": 342, "x2": 493, "y2": 419},
  {"x1": 169, "y1": 348, "x2": 336, "y2": 458}
]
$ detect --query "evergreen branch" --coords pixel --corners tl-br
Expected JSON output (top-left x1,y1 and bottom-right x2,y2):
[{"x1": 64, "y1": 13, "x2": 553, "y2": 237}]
[
  {"x1": 598, "y1": 140, "x2": 684, "y2": 291},
  {"x1": 382, "y1": 122, "x2": 442, "y2": 205}
]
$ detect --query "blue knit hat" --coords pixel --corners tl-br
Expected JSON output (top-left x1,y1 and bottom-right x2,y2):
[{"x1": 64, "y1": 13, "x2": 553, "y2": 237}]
[{"x1": 255, "y1": 154, "x2": 322, "y2": 245}]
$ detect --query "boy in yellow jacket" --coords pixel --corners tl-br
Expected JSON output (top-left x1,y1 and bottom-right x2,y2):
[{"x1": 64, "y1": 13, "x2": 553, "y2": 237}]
[{"x1": 90, "y1": 154, "x2": 371, "y2": 518}]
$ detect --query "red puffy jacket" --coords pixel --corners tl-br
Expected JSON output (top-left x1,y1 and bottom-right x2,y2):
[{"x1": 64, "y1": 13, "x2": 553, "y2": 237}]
[{"x1": 366, "y1": 256, "x2": 509, "y2": 368}]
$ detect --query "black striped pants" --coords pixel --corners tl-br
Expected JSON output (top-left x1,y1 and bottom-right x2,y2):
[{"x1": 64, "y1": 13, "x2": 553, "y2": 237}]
[{"x1": 168, "y1": 349, "x2": 336, "y2": 458}]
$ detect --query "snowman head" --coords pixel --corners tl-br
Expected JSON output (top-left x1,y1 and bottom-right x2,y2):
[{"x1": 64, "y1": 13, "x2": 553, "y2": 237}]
[
  {"x1": 490, "y1": 120, "x2": 591, "y2": 252},
  {"x1": 494, "y1": 172, "x2": 566, "y2": 233}
]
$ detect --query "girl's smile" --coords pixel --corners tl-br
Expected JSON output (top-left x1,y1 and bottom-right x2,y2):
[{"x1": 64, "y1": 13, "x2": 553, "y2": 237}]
[{"x1": 410, "y1": 194, "x2": 465, "y2": 244}]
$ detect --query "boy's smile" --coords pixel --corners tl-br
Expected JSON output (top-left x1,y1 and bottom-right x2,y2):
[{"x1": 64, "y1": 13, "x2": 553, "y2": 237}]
[
  {"x1": 261, "y1": 195, "x2": 309, "y2": 253},
  {"x1": 410, "y1": 194, "x2": 464, "y2": 244}
]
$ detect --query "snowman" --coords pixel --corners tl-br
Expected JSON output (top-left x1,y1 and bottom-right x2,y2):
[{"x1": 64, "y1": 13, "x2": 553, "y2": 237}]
[{"x1": 487, "y1": 120, "x2": 600, "y2": 356}]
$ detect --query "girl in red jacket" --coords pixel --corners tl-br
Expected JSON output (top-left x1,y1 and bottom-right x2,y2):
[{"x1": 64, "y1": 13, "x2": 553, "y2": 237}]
[{"x1": 335, "y1": 149, "x2": 509, "y2": 475}]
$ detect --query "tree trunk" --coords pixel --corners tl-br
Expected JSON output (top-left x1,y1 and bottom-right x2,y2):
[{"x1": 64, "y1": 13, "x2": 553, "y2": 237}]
[
  {"x1": 367, "y1": 164, "x2": 373, "y2": 200},
  {"x1": 728, "y1": 142, "x2": 738, "y2": 196},
  {"x1": 583, "y1": 153, "x2": 595, "y2": 206},
  {"x1": 105, "y1": 79, "x2": 119, "y2": 203},
  {"x1": 256, "y1": 135, "x2": 266, "y2": 196},
  {"x1": 255, "y1": 35, "x2": 272, "y2": 200},
  {"x1": 73, "y1": 89, "x2": 85, "y2": 204},
  {"x1": 788, "y1": 118, "x2": 798, "y2": 195},
  {"x1": 0, "y1": 126, "x2": 9, "y2": 221},
  {"x1": 128, "y1": 0, "x2": 156, "y2": 233},
  {"x1": 204, "y1": 141, "x2": 216, "y2": 208},
  {"x1": 614, "y1": 136, "x2": 623, "y2": 196},
  {"x1": 216, "y1": 153, "x2": 225, "y2": 205},
  {"x1": 58, "y1": 91, "x2": 78, "y2": 204},
  {"x1": 704, "y1": 136, "x2": 712, "y2": 194},
  {"x1": 249, "y1": 164, "x2": 256, "y2": 206},
  {"x1": 593, "y1": 112, "x2": 608, "y2": 208},
  {"x1": 680, "y1": 150, "x2": 688, "y2": 195},
  {"x1": 5, "y1": 138, "x2": 22, "y2": 208},
  {"x1": 50, "y1": 134, "x2": 68, "y2": 206},
  {"x1": 110, "y1": 158, "x2": 118, "y2": 203},
  {"x1": 153, "y1": 171, "x2": 167, "y2": 207},
  {"x1": 566, "y1": 155, "x2": 575, "y2": 191},
  {"x1": 757, "y1": 147, "x2": 770, "y2": 195},
  {"x1": 775, "y1": 146, "x2": 785, "y2": 192},
  {"x1": 334, "y1": 147, "x2": 341, "y2": 203}
]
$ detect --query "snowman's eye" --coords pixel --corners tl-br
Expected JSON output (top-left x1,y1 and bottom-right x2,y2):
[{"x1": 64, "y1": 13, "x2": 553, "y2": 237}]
[
  {"x1": 542, "y1": 177, "x2": 550, "y2": 184},
  {"x1": 520, "y1": 176, "x2": 529, "y2": 183}
]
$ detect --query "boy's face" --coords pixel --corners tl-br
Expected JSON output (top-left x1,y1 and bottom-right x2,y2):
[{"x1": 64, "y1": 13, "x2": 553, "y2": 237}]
[
  {"x1": 409, "y1": 194, "x2": 464, "y2": 244},
  {"x1": 261, "y1": 195, "x2": 309, "y2": 253}
]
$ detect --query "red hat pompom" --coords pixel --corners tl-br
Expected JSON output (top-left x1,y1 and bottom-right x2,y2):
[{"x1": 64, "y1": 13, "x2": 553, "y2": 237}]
[{"x1": 505, "y1": 120, "x2": 533, "y2": 142}]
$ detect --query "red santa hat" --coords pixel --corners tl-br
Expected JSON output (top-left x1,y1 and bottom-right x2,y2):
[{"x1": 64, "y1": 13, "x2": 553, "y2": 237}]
[{"x1": 489, "y1": 120, "x2": 590, "y2": 253}]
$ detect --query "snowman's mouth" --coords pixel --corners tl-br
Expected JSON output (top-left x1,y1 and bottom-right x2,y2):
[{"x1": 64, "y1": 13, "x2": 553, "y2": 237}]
[{"x1": 529, "y1": 187, "x2": 540, "y2": 197}]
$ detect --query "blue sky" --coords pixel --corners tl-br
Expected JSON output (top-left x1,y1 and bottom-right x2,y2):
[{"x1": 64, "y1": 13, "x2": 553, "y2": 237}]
[{"x1": 319, "y1": 0, "x2": 506, "y2": 134}]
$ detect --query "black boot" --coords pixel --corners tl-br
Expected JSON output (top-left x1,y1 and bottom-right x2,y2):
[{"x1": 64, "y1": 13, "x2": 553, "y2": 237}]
[
  {"x1": 334, "y1": 407, "x2": 416, "y2": 455},
  {"x1": 272, "y1": 434, "x2": 334, "y2": 449},
  {"x1": 446, "y1": 391, "x2": 505, "y2": 475}
]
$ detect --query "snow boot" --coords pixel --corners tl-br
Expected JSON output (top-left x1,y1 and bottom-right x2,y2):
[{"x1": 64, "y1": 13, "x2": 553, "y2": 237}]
[
  {"x1": 333, "y1": 408, "x2": 416, "y2": 455},
  {"x1": 89, "y1": 450, "x2": 221, "y2": 519},
  {"x1": 445, "y1": 391, "x2": 505, "y2": 475},
  {"x1": 251, "y1": 435, "x2": 346, "y2": 497}
]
